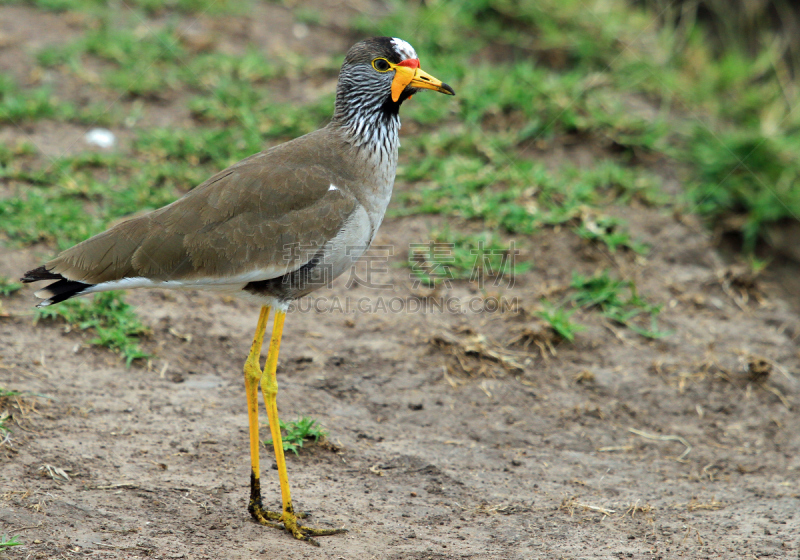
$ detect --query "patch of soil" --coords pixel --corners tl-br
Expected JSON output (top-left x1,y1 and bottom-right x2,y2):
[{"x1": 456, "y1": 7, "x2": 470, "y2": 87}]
[
  {"x1": 3, "y1": 209, "x2": 800, "y2": 559},
  {"x1": 2, "y1": 4, "x2": 800, "y2": 560}
]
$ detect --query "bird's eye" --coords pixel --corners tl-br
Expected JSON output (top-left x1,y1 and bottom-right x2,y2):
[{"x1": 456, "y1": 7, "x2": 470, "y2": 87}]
[{"x1": 372, "y1": 58, "x2": 392, "y2": 72}]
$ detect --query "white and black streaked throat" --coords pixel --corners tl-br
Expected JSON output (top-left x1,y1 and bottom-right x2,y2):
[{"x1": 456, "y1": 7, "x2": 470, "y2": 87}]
[{"x1": 330, "y1": 67, "x2": 404, "y2": 168}]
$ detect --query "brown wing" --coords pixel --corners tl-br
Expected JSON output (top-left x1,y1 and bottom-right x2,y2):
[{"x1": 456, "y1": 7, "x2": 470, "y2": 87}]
[{"x1": 46, "y1": 152, "x2": 358, "y2": 284}]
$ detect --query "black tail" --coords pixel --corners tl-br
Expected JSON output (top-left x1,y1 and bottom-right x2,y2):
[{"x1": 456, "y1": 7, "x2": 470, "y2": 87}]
[
  {"x1": 21, "y1": 266, "x2": 93, "y2": 306},
  {"x1": 21, "y1": 265, "x2": 61, "y2": 283}
]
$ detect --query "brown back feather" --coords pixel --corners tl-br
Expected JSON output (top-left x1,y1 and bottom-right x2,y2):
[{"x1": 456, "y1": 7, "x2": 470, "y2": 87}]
[{"x1": 47, "y1": 130, "x2": 360, "y2": 284}]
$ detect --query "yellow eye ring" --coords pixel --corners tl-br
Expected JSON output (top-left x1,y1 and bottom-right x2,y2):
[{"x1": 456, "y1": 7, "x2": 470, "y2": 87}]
[{"x1": 372, "y1": 58, "x2": 392, "y2": 72}]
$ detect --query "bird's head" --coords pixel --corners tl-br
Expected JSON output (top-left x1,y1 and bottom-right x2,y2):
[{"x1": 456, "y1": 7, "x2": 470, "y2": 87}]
[{"x1": 333, "y1": 37, "x2": 455, "y2": 125}]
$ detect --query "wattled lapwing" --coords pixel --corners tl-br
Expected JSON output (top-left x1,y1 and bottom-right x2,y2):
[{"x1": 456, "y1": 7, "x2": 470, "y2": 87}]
[{"x1": 22, "y1": 37, "x2": 454, "y2": 545}]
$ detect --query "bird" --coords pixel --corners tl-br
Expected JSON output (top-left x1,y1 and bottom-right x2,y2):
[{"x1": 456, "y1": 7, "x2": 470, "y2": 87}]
[{"x1": 21, "y1": 36, "x2": 455, "y2": 546}]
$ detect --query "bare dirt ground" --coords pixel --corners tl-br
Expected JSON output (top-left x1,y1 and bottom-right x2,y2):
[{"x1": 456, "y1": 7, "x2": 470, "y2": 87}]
[{"x1": 2, "y1": 3, "x2": 800, "y2": 559}]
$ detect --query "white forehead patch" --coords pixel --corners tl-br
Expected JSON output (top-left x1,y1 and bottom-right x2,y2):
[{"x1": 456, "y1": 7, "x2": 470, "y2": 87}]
[{"x1": 391, "y1": 37, "x2": 418, "y2": 61}]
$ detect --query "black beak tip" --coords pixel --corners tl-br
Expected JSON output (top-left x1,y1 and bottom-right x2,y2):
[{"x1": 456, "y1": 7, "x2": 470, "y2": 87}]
[{"x1": 442, "y1": 83, "x2": 455, "y2": 96}]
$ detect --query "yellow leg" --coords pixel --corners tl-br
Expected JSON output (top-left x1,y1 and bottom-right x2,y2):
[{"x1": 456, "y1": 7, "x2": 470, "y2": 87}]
[
  {"x1": 249, "y1": 308, "x2": 346, "y2": 546},
  {"x1": 244, "y1": 306, "x2": 281, "y2": 527},
  {"x1": 261, "y1": 310, "x2": 293, "y2": 515}
]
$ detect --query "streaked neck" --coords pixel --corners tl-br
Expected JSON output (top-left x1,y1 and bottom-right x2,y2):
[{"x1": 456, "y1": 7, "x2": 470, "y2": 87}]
[{"x1": 331, "y1": 90, "x2": 401, "y2": 166}]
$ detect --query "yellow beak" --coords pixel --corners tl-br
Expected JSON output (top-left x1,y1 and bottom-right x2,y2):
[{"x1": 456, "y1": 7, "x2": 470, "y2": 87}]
[{"x1": 390, "y1": 64, "x2": 455, "y2": 102}]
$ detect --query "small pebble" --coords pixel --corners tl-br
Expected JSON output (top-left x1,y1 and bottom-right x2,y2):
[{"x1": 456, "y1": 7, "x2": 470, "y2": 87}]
[
  {"x1": 85, "y1": 128, "x2": 115, "y2": 149},
  {"x1": 292, "y1": 23, "x2": 309, "y2": 39},
  {"x1": 410, "y1": 491, "x2": 417, "y2": 497}
]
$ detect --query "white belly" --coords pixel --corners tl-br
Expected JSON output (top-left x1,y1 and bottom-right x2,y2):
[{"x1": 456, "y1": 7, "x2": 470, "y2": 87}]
[{"x1": 326, "y1": 205, "x2": 374, "y2": 279}]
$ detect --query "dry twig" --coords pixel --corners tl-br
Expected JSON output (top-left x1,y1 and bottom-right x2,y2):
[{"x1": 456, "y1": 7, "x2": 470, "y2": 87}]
[{"x1": 629, "y1": 428, "x2": 692, "y2": 462}]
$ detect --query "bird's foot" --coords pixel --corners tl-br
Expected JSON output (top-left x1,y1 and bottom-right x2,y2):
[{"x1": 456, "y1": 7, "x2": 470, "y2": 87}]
[
  {"x1": 250, "y1": 504, "x2": 346, "y2": 546},
  {"x1": 281, "y1": 510, "x2": 347, "y2": 546}
]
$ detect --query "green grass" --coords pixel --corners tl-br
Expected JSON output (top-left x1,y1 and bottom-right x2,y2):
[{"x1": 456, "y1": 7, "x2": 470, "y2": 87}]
[
  {"x1": 0, "y1": 276, "x2": 22, "y2": 297},
  {"x1": 1, "y1": 16, "x2": 336, "y2": 249},
  {"x1": 2, "y1": 0, "x2": 246, "y2": 15},
  {"x1": 0, "y1": 534, "x2": 22, "y2": 551},
  {"x1": 357, "y1": 0, "x2": 800, "y2": 252},
  {"x1": 574, "y1": 214, "x2": 649, "y2": 255},
  {"x1": 535, "y1": 269, "x2": 668, "y2": 341},
  {"x1": 536, "y1": 303, "x2": 585, "y2": 342},
  {"x1": 0, "y1": 276, "x2": 20, "y2": 316},
  {"x1": 0, "y1": 387, "x2": 22, "y2": 398},
  {"x1": 2, "y1": 0, "x2": 797, "y2": 255},
  {"x1": 570, "y1": 270, "x2": 670, "y2": 339},
  {"x1": 0, "y1": 74, "x2": 62, "y2": 123},
  {"x1": 264, "y1": 416, "x2": 327, "y2": 455},
  {"x1": 0, "y1": 73, "x2": 116, "y2": 126},
  {"x1": 406, "y1": 227, "x2": 530, "y2": 288},
  {"x1": 394, "y1": 152, "x2": 657, "y2": 254},
  {"x1": 36, "y1": 292, "x2": 151, "y2": 365},
  {"x1": 294, "y1": 7, "x2": 321, "y2": 26},
  {"x1": 4, "y1": 0, "x2": 661, "y2": 258}
]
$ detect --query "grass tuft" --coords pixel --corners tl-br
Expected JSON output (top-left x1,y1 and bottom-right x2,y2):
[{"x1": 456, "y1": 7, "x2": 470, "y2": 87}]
[
  {"x1": 536, "y1": 303, "x2": 585, "y2": 342},
  {"x1": 406, "y1": 227, "x2": 530, "y2": 288},
  {"x1": 570, "y1": 270, "x2": 670, "y2": 339},
  {"x1": 0, "y1": 535, "x2": 22, "y2": 551},
  {"x1": 36, "y1": 292, "x2": 150, "y2": 365},
  {"x1": 0, "y1": 276, "x2": 22, "y2": 297},
  {"x1": 535, "y1": 269, "x2": 668, "y2": 342},
  {"x1": 574, "y1": 214, "x2": 649, "y2": 254},
  {"x1": 264, "y1": 416, "x2": 328, "y2": 455}
]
